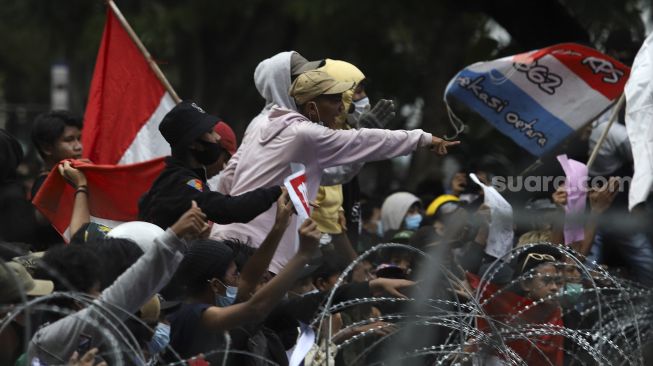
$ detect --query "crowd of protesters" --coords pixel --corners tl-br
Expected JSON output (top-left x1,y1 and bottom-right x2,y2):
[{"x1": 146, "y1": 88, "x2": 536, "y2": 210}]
[{"x1": 0, "y1": 50, "x2": 651, "y2": 366}]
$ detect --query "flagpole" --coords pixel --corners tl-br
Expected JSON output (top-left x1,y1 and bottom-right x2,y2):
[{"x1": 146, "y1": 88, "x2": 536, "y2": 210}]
[
  {"x1": 107, "y1": 0, "x2": 181, "y2": 104},
  {"x1": 586, "y1": 93, "x2": 626, "y2": 169},
  {"x1": 517, "y1": 158, "x2": 543, "y2": 177},
  {"x1": 517, "y1": 93, "x2": 626, "y2": 177}
]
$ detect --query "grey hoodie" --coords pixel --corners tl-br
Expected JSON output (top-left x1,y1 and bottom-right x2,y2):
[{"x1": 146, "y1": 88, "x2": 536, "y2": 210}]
[
  {"x1": 27, "y1": 229, "x2": 186, "y2": 364},
  {"x1": 217, "y1": 51, "x2": 296, "y2": 194}
]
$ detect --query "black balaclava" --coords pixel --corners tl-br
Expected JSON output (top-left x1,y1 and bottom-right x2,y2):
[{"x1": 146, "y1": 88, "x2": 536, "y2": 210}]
[{"x1": 191, "y1": 139, "x2": 223, "y2": 166}]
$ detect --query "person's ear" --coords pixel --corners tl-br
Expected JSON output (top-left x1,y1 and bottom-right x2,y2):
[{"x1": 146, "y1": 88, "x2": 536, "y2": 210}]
[
  {"x1": 306, "y1": 101, "x2": 319, "y2": 122},
  {"x1": 208, "y1": 278, "x2": 219, "y2": 293}
]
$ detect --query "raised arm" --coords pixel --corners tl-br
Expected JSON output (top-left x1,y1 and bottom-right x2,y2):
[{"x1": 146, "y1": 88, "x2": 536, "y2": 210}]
[
  {"x1": 196, "y1": 186, "x2": 282, "y2": 224},
  {"x1": 297, "y1": 122, "x2": 458, "y2": 170},
  {"x1": 320, "y1": 163, "x2": 365, "y2": 186},
  {"x1": 200, "y1": 219, "x2": 321, "y2": 331},
  {"x1": 574, "y1": 177, "x2": 618, "y2": 256},
  {"x1": 551, "y1": 184, "x2": 567, "y2": 245},
  {"x1": 235, "y1": 189, "x2": 294, "y2": 302},
  {"x1": 320, "y1": 99, "x2": 399, "y2": 186},
  {"x1": 29, "y1": 203, "x2": 208, "y2": 364},
  {"x1": 58, "y1": 161, "x2": 90, "y2": 236}
]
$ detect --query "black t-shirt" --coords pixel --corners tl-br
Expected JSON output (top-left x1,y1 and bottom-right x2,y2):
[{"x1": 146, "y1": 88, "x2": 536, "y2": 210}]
[
  {"x1": 264, "y1": 281, "x2": 372, "y2": 351},
  {"x1": 30, "y1": 173, "x2": 47, "y2": 200},
  {"x1": 342, "y1": 177, "x2": 361, "y2": 246},
  {"x1": 167, "y1": 303, "x2": 226, "y2": 364},
  {"x1": 0, "y1": 182, "x2": 38, "y2": 245},
  {"x1": 28, "y1": 173, "x2": 64, "y2": 250}
]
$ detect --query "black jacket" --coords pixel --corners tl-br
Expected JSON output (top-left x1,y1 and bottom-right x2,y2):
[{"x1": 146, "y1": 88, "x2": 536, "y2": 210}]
[{"x1": 139, "y1": 157, "x2": 281, "y2": 229}]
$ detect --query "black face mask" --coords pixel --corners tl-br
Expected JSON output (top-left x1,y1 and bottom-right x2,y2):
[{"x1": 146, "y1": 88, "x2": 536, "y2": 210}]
[{"x1": 191, "y1": 140, "x2": 223, "y2": 166}]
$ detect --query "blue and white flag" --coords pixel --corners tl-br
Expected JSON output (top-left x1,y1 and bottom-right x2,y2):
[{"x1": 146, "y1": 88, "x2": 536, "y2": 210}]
[{"x1": 445, "y1": 43, "x2": 630, "y2": 156}]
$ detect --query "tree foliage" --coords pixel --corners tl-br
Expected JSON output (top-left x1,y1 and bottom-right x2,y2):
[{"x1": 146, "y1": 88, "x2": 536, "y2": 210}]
[{"x1": 0, "y1": 0, "x2": 648, "y2": 194}]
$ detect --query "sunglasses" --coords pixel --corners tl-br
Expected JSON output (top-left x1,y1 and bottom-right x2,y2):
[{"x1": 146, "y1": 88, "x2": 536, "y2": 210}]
[
  {"x1": 537, "y1": 273, "x2": 564, "y2": 286},
  {"x1": 521, "y1": 252, "x2": 556, "y2": 273}
]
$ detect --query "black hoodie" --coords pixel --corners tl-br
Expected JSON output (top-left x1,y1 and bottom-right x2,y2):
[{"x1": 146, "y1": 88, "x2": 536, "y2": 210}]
[{"x1": 0, "y1": 130, "x2": 38, "y2": 244}]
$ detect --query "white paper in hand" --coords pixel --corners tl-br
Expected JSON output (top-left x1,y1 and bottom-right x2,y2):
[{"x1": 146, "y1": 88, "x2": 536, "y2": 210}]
[
  {"x1": 284, "y1": 169, "x2": 311, "y2": 221},
  {"x1": 469, "y1": 173, "x2": 514, "y2": 259},
  {"x1": 289, "y1": 322, "x2": 316, "y2": 366}
]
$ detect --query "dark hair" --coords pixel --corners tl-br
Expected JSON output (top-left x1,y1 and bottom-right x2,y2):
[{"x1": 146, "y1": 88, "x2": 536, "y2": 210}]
[
  {"x1": 223, "y1": 239, "x2": 255, "y2": 273},
  {"x1": 377, "y1": 246, "x2": 414, "y2": 266},
  {"x1": 85, "y1": 238, "x2": 144, "y2": 289},
  {"x1": 30, "y1": 111, "x2": 82, "y2": 159},
  {"x1": 361, "y1": 199, "x2": 381, "y2": 223},
  {"x1": 123, "y1": 317, "x2": 155, "y2": 350},
  {"x1": 313, "y1": 252, "x2": 348, "y2": 285},
  {"x1": 36, "y1": 244, "x2": 102, "y2": 293},
  {"x1": 177, "y1": 239, "x2": 234, "y2": 296},
  {"x1": 0, "y1": 129, "x2": 24, "y2": 183}
]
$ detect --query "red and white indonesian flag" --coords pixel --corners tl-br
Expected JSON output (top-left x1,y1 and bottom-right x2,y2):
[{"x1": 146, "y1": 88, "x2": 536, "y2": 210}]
[
  {"x1": 32, "y1": 158, "x2": 166, "y2": 240},
  {"x1": 82, "y1": 10, "x2": 175, "y2": 165},
  {"x1": 284, "y1": 169, "x2": 311, "y2": 221},
  {"x1": 626, "y1": 33, "x2": 653, "y2": 210}
]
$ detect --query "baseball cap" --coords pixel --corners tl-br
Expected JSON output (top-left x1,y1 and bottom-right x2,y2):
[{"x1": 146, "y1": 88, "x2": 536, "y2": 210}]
[
  {"x1": 318, "y1": 59, "x2": 365, "y2": 83},
  {"x1": 139, "y1": 295, "x2": 161, "y2": 324},
  {"x1": 159, "y1": 101, "x2": 219, "y2": 148},
  {"x1": 214, "y1": 121, "x2": 237, "y2": 155},
  {"x1": 0, "y1": 261, "x2": 53, "y2": 303},
  {"x1": 289, "y1": 70, "x2": 354, "y2": 105},
  {"x1": 290, "y1": 53, "x2": 324, "y2": 76},
  {"x1": 426, "y1": 194, "x2": 461, "y2": 217},
  {"x1": 12, "y1": 251, "x2": 44, "y2": 275}
]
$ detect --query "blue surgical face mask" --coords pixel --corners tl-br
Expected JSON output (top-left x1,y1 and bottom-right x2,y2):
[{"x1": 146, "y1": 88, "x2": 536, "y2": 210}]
[
  {"x1": 148, "y1": 322, "x2": 171, "y2": 355},
  {"x1": 404, "y1": 213, "x2": 422, "y2": 230},
  {"x1": 226, "y1": 284, "x2": 238, "y2": 299},
  {"x1": 214, "y1": 279, "x2": 238, "y2": 307}
]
